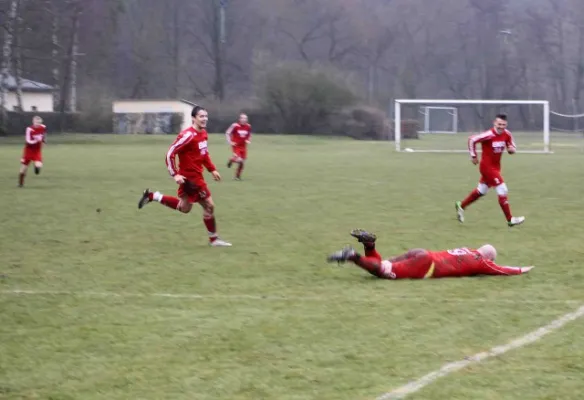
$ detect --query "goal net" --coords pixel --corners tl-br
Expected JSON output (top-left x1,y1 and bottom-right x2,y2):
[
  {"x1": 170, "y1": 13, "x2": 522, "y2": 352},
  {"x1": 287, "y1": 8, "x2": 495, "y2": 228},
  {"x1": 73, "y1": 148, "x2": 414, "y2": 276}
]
[
  {"x1": 393, "y1": 99, "x2": 551, "y2": 153},
  {"x1": 549, "y1": 110, "x2": 584, "y2": 152}
]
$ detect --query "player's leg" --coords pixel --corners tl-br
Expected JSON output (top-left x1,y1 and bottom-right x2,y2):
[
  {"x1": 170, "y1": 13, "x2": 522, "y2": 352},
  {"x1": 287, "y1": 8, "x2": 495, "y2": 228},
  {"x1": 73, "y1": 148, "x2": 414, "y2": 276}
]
[
  {"x1": 456, "y1": 181, "x2": 489, "y2": 222},
  {"x1": 350, "y1": 229, "x2": 381, "y2": 259},
  {"x1": 199, "y1": 196, "x2": 232, "y2": 246},
  {"x1": 18, "y1": 158, "x2": 30, "y2": 187},
  {"x1": 227, "y1": 146, "x2": 239, "y2": 168},
  {"x1": 138, "y1": 188, "x2": 189, "y2": 213},
  {"x1": 495, "y1": 182, "x2": 525, "y2": 227},
  {"x1": 33, "y1": 161, "x2": 43, "y2": 175},
  {"x1": 327, "y1": 246, "x2": 391, "y2": 278},
  {"x1": 235, "y1": 148, "x2": 246, "y2": 180}
]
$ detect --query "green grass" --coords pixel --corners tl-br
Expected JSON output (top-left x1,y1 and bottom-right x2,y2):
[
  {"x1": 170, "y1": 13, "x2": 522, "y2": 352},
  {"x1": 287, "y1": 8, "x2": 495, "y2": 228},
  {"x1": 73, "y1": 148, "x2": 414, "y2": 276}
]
[{"x1": 1, "y1": 133, "x2": 583, "y2": 400}]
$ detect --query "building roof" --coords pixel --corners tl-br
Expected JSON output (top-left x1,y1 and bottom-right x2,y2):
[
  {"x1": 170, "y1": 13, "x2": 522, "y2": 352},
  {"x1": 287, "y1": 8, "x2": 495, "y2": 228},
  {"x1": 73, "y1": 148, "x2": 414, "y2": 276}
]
[{"x1": 1, "y1": 74, "x2": 53, "y2": 92}]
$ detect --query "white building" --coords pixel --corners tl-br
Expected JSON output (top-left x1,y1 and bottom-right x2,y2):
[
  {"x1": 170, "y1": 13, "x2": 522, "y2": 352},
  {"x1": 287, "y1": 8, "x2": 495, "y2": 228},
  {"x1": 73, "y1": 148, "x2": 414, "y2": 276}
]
[
  {"x1": 1, "y1": 74, "x2": 54, "y2": 112},
  {"x1": 112, "y1": 99, "x2": 195, "y2": 133}
]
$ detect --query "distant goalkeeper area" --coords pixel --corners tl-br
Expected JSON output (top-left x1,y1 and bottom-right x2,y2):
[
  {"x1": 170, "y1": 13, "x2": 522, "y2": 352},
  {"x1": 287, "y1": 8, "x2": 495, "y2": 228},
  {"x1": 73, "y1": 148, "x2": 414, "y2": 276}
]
[{"x1": 393, "y1": 99, "x2": 584, "y2": 153}]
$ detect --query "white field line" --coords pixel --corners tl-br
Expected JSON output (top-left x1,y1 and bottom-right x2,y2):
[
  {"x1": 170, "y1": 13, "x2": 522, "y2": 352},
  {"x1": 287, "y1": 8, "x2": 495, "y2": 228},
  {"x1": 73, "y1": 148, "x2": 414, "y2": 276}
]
[
  {"x1": 0, "y1": 289, "x2": 581, "y2": 305},
  {"x1": 376, "y1": 303, "x2": 584, "y2": 400}
]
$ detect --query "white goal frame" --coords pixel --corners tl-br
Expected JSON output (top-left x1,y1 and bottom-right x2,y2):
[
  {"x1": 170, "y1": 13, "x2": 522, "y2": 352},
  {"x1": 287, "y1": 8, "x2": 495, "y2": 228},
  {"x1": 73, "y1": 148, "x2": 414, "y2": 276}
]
[{"x1": 394, "y1": 99, "x2": 551, "y2": 153}]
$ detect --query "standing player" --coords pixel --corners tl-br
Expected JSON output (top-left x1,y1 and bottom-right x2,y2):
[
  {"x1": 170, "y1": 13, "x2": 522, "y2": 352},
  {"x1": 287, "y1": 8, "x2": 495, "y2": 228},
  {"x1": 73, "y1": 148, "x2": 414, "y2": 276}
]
[
  {"x1": 327, "y1": 229, "x2": 533, "y2": 279},
  {"x1": 455, "y1": 114, "x2": 525, "y2": 227},
  {"x1": 138, "y1": 105, "x2": 232, "y2": 247},
  {"x1": 225, "y1": 113, "x2": 251, "y2": 180},
  {"x1": 19, "y1": 116, "x2": 47, "y2": 187}
]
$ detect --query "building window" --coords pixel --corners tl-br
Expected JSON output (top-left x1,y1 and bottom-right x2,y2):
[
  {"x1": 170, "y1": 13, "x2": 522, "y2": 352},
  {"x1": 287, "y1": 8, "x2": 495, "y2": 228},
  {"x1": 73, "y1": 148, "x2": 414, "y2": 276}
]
[
  {"x1": 13, "y1": 106, "x2": 22, "y2": 111},
  {"x1": 31, "y1": 106, "x2": 38, "y2": 111}
]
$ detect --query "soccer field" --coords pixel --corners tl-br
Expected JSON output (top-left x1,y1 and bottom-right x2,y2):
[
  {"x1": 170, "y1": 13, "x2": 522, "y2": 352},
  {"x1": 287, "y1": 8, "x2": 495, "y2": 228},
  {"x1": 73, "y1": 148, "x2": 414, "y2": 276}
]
[{"x1": 1, "y1": 133, "x2": 584, "y2": 400}]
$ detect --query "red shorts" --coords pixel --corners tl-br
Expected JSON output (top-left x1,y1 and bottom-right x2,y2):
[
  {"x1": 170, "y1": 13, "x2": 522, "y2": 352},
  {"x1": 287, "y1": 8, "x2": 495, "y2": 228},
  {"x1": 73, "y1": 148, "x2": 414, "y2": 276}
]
[
  {"x1": 479, "y1": 168, "x2": 504, "y2": 187},
  {"x1": 21, "y1": 148, "x2": 42, "y2": 165},
  {"x1": 177, "y1": 180, "x2": 210, "y2": 204},
  {"x1": 232, "y1": 146, "x2": 247, "y2": 160}
]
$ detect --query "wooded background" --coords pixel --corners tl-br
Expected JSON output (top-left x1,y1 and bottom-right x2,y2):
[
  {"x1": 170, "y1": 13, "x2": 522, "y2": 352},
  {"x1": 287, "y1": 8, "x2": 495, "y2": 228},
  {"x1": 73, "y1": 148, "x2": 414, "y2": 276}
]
[{"x1": 1, "y1": 0, "x2": 583, "y2": 135}]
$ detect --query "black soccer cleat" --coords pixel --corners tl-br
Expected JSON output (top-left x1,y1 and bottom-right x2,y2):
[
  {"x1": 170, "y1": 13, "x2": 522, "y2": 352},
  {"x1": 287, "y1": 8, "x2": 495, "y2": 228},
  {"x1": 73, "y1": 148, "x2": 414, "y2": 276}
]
[
  {"x1": 227, "y1": 160, "x2": 233, "y2": 168},
  {"x1": 327, "y1": 246, "x2": 357, "y2": 264},
  {"x1": 138, "y1": 189, "x2": 151, "y2": 209},
  {"x1": 34, "y1": 167, "x2": 41, "y2": 175},
  {"x1": 350, "y1": 229, "x2": 377, "y2": 243}
]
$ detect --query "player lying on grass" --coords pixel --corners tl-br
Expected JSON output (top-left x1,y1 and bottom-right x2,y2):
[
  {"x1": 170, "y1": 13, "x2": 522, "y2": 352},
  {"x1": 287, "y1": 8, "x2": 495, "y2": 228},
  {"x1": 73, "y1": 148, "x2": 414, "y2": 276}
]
[
  {"x1": 225, "y1": 113, "x2": 251, "y2": 180},
  {"x1": 18, "y1": 116, "x2": 46, "y2": 187},
  {"x1": 327, "y1": 229, "x2": 533, "y2": 279},
  {"x1": 138, "y1": 105, "x2": 231, "y2": 247},
  {"x1": 455, "y1": 113, "x2": 525, "y2": 227}
]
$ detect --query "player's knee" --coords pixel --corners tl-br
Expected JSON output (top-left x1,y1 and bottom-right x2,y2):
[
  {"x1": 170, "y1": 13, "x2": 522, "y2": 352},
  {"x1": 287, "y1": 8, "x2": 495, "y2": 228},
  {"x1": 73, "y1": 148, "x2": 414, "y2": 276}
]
[
  {"x1": 477, "y1": 183, "x2": 489, "y2": 195},
  {"x1": 178, "y1": 202, "x2": 192, "y2": 213},
  {"x1": 496, "y1": 183, "x2": 508, "y2": 196}
]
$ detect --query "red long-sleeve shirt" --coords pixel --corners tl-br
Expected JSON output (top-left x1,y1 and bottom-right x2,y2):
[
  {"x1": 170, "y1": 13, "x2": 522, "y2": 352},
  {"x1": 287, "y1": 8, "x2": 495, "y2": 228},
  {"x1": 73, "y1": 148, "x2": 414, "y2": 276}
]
[{"x1": 165, "y1": 126, "x2": 216, "y2": 184}]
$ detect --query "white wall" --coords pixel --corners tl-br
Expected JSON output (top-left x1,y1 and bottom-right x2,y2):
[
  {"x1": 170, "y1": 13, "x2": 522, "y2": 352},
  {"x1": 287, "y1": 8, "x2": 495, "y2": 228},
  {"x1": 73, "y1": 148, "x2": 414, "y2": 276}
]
[
  {"x1": 4, "y1": 92, "x2": 53, "y2": 112},
  {"x1": 113, "y1": 100, "x2": 192, "y2": 131}
]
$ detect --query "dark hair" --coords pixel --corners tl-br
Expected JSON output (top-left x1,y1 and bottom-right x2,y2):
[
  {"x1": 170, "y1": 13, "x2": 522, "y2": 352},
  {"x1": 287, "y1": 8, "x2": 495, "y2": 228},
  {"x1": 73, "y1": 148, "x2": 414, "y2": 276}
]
[
  {"x1": 191, "y1": 105, "x2": 206, "y2": 117},
  {"x1": 495, "y1": 113, "x2": 507, "y2": 121}
]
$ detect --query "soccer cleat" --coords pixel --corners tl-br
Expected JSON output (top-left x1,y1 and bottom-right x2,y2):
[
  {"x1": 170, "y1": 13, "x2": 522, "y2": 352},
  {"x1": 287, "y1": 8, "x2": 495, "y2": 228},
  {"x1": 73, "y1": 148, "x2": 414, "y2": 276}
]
[
  {"x1": 234, "y1": 176, "x2": 242, "y2": 181},
  {"x1": 327, "y1": 246, "x2": 357, "y2": 264},
  {"x1": 455, "y1": 201, "x2": 465, "y2": 223},
  {"x1": 209, "y1": 238, "x2": 232, "y2": 247},
  {"x1": 521, "y1": 266, "x2": 534, "y2": 274},
  {"x1": 508, "y1": 216, "x2": 525, "y2": 227},
  {"x1": 227, "y1": 160, "x2": 233, "y2": 168},
  {"x1": 350, "y1": 229, "x2": 377, "y2": 243},
  {"x1": 138, "y1": 189, "x2": 151, "y2": 209}
]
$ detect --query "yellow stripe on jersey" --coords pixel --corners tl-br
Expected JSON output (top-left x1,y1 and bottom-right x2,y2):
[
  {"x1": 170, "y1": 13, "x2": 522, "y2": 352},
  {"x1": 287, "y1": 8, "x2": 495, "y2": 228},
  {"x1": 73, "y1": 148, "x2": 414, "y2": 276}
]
[{"x1": 423, "y1": 262, "x2": 435, "y2": 279}]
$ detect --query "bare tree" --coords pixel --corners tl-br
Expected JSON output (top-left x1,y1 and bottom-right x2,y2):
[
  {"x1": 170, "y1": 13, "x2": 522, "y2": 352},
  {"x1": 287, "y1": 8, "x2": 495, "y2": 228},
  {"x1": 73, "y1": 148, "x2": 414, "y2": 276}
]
[{"x1": 0, "y1": 0, "x2": 18, "y2": 128}]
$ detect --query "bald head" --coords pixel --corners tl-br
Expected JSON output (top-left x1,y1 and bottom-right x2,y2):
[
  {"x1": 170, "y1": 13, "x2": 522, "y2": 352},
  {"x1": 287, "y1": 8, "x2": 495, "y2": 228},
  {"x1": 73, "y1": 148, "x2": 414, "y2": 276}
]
[{"x1": 477, "y1": 244, "x2": 497, "y2": 261}]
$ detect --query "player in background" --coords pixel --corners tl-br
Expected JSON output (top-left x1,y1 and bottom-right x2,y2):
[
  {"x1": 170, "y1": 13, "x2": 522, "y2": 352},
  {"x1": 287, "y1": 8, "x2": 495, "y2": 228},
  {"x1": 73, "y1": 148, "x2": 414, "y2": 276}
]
[
  {"x1": 455, "y1": 114, "x2": 525, "y2": 227},
  {"x1": 327, "y1": 229, "x2": 534, "y2": 279},
  {"x1": 19, "y1": 116, "x2": 47, "y2": 187},
  {"x1": 138, "y1": 106, "x2": 232, "y2": 247},
  {"x1": 225, "y1": 113, "x2": 251, "y2": 180}
]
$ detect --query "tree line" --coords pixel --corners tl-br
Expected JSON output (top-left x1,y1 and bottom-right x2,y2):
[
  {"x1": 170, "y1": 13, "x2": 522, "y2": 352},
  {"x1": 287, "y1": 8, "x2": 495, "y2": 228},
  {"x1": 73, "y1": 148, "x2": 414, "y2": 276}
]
[{"x1": 1, "y1": 0, "x2": 583, "y2": 133}]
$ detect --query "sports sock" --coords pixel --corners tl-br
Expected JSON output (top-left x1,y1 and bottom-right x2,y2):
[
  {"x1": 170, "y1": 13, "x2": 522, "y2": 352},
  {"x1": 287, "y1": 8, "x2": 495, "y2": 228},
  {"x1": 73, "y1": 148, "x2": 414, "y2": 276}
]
[
  {"x1": 498, "y1": 195, "x2": 512, "y2": 222},
  {"x1": 236, "y1": 163, "x2": 244, "y2": 178},
  {"x1": 18, "y1": 173, "x2": 25, "y2": 186},
  {"x1": 461, "y1": 189, "x2": 482, "y2": 209},
  {"x1": 350, "y1": 255, "x2": 384, "y2": 277},
  {"x1": 34, "y1": 167, "x2": 40, "y2": 175},
  {"x1": 204, "y1": 216, "x2": 218, "y2": 242}
]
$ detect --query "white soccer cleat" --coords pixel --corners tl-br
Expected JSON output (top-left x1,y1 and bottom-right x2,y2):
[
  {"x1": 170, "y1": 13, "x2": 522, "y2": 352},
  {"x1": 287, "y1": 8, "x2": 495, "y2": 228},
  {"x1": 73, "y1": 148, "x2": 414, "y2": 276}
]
[
  {"x1": 209, "y1": 238, "x2": 232, "y2": 247},
  {"x1": 508, "y1": 216, "x2": 525, "y2": 227},
  {"x1": 455, "y1": 201, "x2": 465, "y2": 223},
  {"x1": 521, "y1": 266, "x2": 534, "y2": 274}
]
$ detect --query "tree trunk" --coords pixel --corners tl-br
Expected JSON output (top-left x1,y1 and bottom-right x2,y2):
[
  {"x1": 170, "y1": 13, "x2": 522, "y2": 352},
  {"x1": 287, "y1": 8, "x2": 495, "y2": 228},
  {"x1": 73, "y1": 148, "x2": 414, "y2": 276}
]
[
  {"x1": 49, "y1": 0, "x2": 61, "y2": 111},
  {"x1": 213, "y1": 0, "x2": 225, "y2": 101},
  {"x1": 69, "y1": 3, "x2": 82, "y2": 112},
  {"x1": 0, "y1": 0, "x2": 18, "y2": 132},
  {"x1": 12, "y1": 0, "x2": 24, "y2": 112}
]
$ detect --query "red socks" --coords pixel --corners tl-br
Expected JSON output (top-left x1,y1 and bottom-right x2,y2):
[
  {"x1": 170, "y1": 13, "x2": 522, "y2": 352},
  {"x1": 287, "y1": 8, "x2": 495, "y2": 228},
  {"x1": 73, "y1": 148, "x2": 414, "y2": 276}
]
[
  {"x1": 498, "y1": 195, "x2": 512, "y2": 222},
  {"x1": 461, "y1": 189, "x2": 482, "y2": 209},
  {"x1": 18, "y1": 173, "x2": 25, "y2": 186},
  {"x1": 236, "y1": 163, "x2": 244, "y2": 178},
  {"x1": 204, "y1": 216, "x2": 218, "y2": 242}
]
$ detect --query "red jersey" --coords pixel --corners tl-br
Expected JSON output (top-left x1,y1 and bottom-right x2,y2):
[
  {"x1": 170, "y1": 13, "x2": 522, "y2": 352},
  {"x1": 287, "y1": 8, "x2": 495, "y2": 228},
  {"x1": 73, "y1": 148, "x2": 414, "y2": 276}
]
[
  {"x1": 468, "y1": 128, "x2": 516, "y2": 170},
  {"x1": 383, "y1": 247, "x2": 501, "y2": 279},
  {"x1": 165, "y1": 126, "x2": 216, "y2": 182},
  {"x1": 24, "y1": 124, "x2": 46, "y2": 151},
  {"x1": 226, "y1": 122, "x2": 252, "y2": 147}
]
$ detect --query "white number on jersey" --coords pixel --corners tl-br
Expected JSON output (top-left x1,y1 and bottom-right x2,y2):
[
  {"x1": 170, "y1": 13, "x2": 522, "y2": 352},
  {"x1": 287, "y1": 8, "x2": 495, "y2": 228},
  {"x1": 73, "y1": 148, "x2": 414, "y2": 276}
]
[{"x1": 446, "y1": 247, "x2": 472, "y2": 256}]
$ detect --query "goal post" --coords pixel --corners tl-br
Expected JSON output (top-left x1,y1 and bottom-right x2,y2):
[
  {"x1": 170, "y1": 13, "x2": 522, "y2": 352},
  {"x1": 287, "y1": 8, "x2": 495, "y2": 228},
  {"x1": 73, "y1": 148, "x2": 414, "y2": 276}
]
[{"x1": 394, "y1": 99, "x2": 551, "y2": 153}]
